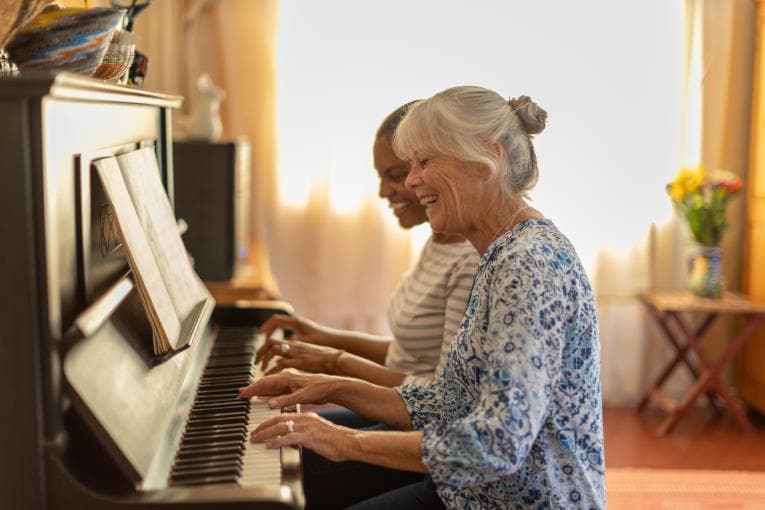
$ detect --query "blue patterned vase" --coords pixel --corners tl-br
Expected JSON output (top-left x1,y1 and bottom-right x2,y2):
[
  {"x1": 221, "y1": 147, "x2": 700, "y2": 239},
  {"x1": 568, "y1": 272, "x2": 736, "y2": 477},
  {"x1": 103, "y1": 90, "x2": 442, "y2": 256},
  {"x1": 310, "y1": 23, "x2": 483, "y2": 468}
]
[{"x1": 687, "y1": 245, "x2": 724, "y2": 298}]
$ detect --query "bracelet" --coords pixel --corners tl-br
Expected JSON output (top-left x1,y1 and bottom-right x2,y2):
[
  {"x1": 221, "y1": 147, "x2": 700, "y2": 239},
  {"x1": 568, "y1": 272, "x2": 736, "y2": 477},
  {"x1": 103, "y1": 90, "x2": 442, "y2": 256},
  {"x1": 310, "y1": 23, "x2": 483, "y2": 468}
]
[{"x1": 328, "y1": 349, "x2": 345, "y2": 374}]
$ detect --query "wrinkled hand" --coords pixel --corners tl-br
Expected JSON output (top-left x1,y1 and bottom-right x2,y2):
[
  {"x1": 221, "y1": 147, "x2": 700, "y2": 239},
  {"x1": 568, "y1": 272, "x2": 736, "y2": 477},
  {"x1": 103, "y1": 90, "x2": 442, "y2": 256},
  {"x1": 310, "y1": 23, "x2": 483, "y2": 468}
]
[
  {"x1": 250, "y1": 411, "x2": 355, "y2": 462},
  {"x1": 260, "y1": 339, "x2": 344, "y2": 376},
  {"x1": 238, "y1": 369, "x2": 343, "y2": 410},
  {"x1": 256, "y1": 314, "x2": 332, "y2": 370}
]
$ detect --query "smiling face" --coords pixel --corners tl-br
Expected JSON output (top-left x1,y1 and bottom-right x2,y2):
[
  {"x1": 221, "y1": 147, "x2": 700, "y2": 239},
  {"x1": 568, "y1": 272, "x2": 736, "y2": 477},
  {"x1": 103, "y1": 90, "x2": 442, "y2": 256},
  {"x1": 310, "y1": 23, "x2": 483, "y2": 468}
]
[
  {"x1": 375, "y1": 136, "x2": 428, "y2": 229},
  {"x1": 405, "y1": 153, "x2": 488, "y2": 237}
]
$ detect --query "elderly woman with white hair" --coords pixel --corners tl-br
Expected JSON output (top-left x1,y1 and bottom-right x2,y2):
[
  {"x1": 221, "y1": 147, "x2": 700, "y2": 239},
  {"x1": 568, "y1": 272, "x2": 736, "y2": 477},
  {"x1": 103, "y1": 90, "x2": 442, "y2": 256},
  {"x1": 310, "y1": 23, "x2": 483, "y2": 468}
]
[{"x1": 239, "y1": 85, "x2": 605, "y2": 509}]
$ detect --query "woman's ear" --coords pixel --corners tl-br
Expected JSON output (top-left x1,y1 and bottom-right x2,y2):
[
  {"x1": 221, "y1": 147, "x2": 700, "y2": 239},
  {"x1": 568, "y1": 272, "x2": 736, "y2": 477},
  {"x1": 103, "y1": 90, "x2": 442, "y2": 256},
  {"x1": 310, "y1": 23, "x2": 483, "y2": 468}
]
[
  {"x1": 475, "y1": 142, "x2": 504, "y2": 180},
  {"x1": 490, "y1": 141, "x2": 504, "y2": 165}
]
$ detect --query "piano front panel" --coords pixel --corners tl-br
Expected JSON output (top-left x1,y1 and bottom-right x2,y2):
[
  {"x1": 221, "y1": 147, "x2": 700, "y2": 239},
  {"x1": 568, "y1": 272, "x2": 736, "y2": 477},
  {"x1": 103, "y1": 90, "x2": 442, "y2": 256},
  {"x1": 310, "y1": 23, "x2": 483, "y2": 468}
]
[{"x1": 42, "y1": 99, "x2": 166, "y2": 337}]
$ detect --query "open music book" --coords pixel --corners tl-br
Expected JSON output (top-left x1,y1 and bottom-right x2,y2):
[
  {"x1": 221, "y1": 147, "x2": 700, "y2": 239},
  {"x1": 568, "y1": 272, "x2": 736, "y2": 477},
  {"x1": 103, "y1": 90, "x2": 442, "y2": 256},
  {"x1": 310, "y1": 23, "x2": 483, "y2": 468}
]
[{"x1": 94, "y1": 148, "x2": 209, "y2": 355}]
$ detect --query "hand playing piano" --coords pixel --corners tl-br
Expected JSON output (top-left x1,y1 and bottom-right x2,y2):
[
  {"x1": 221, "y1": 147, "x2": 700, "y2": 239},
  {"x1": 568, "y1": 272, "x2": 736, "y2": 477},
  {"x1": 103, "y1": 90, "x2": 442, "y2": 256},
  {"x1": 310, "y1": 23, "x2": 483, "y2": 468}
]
[
  {"x1": 238, "y1": 368, "x2": 345, "y2": 410},
  {"x1": 256, "y1": 314, "x2": 335, "y2": 367},
  {"x1": 250, "y1": 411, "x2": 355, "y2": 462},
  {"x1": 260, "y1": 338, "x2": 345, "y2": 376},
  {"x1": 239, "y1": 368, "x2": 414, "y2": 436}
]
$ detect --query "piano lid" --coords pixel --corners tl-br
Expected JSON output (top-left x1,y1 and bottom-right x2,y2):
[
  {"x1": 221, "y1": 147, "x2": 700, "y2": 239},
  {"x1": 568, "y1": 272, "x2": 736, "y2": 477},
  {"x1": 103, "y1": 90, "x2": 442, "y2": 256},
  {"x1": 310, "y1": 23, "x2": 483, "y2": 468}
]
[{"x1": 0, "y1": 70, "x2": 183, "y2": 108}]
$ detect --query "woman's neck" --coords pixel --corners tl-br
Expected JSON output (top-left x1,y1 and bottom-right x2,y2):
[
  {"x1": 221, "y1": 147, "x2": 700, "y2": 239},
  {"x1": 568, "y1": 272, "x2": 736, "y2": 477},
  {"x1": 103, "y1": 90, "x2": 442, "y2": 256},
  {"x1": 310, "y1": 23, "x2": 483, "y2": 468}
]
[{"x1": 432, "y1": 231, "x2": 466, "y2": 244}]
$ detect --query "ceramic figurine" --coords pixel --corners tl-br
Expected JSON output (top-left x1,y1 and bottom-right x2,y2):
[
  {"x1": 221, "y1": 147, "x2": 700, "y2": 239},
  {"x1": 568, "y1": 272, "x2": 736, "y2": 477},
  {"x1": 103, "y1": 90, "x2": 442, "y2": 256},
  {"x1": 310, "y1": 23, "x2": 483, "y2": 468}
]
[{"x1": 175, "y1": 73, "x2": 226, "y2": 141}]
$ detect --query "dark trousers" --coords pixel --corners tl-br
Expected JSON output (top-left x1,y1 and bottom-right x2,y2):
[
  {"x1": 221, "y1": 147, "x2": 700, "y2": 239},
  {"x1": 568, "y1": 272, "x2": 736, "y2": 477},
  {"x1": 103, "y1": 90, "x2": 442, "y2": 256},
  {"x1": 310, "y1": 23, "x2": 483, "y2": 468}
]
[
  {"x1": 317, "y1": 406, "x2": 381, "y2": 429},
  {"x1": 306, "y1": 407, "x2": 445, "y2": 509},
  {"x1": 303, "y1": 449, "x2": 445, "y2": 510}
]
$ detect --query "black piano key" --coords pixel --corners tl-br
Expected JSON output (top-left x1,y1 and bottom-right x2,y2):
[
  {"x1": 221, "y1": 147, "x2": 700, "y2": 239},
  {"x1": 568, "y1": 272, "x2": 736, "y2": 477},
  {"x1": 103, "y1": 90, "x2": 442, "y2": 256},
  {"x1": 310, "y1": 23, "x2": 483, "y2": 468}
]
[
  {"x1": 178, "y1": 440, "x2": 245, "y2": 454},
  {"x1": 173, "y1": 458, "x2": 241, "y2": 473},
  {"x1": 191, "y1": 407, "x2": 248, "y2": 417},
  {"x1": 192, "y1": 396, "x2": 242, "y2": 407},
  {"x1": 176, "y1": 445, "x2": 242, "y2": 460},
  {"x1": 205, "y1": 358, "x2": 254, "y2": 368},
  {"x1": 186, "y1": 419, "x2": 245, "y2": 431},
  {"x1": 197, "y1": 378, "x2": 252, "y2": 389},
  {"x1": 173, "y1": 452, "x2": 242, "y2": 466},
  {"x1": 194, "y1": 389, "x2": 243, "y2": 399},
  {"x1": 198, "y1": 376, "x2": 251, "y2": 387},
  {"x1": 208, "y1": 350, "x2": 255, "y2": 358},
  {"x1": 203, "y1": 365, "x2": 254, "y2": 376},
  {"x1": 196, "y1": 383, "x2": 248, "y2": 392},
  {"x1": 194, "y1": 389, "x2": 243, "y2": 398},
  {"x1": 192, "y1": 401, "x2": 249, "y2": 412},
  {"x1": 172, "y1": 465, "x2": 241, "y2": 480},
  {"x1": 181, "y1": 431, "x2": 245, "y2": 446},
  {"x1": 187, "y1": 408, "x2": 249, "y2": 423},
  {"x1": 170, "y1": 473, "x2": 239, "y2": 485},
  {"x1": 173, "y1": 454, "x2": 242, "y2": 472},
  {"x1": 188, "y1": 407, "x2": 246, "y2": 416},
  {"x1": 169, "y1": 325, "x2": 269, "y2": 488},
  {"x1": 182, "y1": 425, "x2": 247, "y2": 437},
  {"x1": 191, "y1": 396, "x2": 246, "y2": 406}
]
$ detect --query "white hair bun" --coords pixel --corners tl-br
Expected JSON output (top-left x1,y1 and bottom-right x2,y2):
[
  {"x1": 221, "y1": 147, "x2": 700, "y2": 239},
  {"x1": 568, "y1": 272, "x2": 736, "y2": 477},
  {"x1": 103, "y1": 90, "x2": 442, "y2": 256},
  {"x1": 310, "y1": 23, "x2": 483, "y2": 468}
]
[{"x1": 508, "y1": 95, "x2": 547, "y2": 135}]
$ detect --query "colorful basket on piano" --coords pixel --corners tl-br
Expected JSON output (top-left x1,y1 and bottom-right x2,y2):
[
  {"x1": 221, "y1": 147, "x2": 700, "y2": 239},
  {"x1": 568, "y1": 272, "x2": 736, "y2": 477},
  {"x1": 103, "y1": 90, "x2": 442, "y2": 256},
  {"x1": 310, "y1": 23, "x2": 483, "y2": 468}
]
[{"x1": 5, "y1": 6, "x2": 125, "y2": 77}]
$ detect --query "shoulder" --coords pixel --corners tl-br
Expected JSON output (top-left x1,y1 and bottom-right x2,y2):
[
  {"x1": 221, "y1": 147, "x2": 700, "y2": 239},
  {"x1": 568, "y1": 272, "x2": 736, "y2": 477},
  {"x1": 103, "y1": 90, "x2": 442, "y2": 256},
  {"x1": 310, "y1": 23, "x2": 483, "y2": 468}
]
[
  {"x1": 491, "y1": 220, "x2": 578, "y2": 269},
  {"x1": 482, "y1": 219, "x2": 590, "y2": 295}
]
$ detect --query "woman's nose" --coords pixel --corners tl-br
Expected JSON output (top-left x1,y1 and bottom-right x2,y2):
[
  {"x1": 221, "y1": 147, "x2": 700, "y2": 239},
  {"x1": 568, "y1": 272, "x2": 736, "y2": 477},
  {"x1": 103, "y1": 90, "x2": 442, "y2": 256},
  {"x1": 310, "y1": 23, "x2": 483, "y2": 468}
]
[
  {"x1": 405, "y1": 165, "x2": 422, "y2": 190},
  {"x1": 378, "y1": 180, "x2": 392, "y2": 198}
]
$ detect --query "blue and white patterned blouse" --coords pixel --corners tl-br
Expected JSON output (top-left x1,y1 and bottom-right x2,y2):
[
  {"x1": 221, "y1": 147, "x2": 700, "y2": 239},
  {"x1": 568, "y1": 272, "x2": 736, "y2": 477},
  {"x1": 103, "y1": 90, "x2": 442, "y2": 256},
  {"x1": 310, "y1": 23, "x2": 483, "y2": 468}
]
[{"x1": 397, "y1": 218, "x2": 605, "y2": 509}]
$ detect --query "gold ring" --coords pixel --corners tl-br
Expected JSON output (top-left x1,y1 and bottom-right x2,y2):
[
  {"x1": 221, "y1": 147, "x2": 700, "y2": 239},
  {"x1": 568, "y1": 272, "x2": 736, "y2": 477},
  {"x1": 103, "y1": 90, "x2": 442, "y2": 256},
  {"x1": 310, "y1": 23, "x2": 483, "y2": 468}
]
[{"x1": 280, "y1": 343, "x2": 290, "y2": 355}]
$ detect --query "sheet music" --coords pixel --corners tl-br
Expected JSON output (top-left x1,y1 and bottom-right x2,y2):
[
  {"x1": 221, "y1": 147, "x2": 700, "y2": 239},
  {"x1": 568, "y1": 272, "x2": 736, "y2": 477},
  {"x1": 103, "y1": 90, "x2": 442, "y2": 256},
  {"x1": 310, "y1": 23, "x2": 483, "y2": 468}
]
[
  {"x1": 93, "y1": 157, "x2": 181, "y2": 351},
  {"x1": 115, "y1": 148, "x2": 204, "y2": 322}
]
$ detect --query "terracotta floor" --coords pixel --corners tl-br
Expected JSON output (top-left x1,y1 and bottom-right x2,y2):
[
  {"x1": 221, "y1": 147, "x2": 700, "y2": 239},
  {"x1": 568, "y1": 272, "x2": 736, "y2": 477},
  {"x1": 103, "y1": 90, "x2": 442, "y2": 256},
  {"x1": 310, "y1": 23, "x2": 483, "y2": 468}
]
[{"x1": 604, "y1": 406, "x2": 765, "y2": 471}]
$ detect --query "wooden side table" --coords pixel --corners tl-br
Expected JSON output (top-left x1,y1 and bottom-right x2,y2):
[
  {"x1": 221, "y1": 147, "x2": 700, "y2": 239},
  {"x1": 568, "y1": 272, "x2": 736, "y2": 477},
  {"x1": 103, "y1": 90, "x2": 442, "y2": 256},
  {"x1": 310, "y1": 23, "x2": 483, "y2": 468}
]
[{"x1": 637, "y1": 290, "x2": 765, "y2": 435}]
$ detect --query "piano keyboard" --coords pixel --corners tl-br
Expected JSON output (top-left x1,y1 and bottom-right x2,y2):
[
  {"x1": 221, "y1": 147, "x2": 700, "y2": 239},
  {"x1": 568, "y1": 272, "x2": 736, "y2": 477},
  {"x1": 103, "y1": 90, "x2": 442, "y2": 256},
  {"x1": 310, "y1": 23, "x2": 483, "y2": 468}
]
[{"x1": 169, "y1": 327, "x2": 282, "y2": 487}]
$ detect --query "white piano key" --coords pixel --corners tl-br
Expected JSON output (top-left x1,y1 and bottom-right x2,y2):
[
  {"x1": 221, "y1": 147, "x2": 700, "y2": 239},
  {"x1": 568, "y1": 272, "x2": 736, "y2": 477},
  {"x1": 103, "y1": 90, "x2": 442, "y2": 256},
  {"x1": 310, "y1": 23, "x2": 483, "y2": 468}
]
[
  {"x1": 172, "y1": 328, "x2": 293, "y2": 488},
  {"x1": 239, "y1": 327, "x2": 285, "y2": 487},
  {"x1": 238, "y1": 397, "x2": 283, "y2": 486}
]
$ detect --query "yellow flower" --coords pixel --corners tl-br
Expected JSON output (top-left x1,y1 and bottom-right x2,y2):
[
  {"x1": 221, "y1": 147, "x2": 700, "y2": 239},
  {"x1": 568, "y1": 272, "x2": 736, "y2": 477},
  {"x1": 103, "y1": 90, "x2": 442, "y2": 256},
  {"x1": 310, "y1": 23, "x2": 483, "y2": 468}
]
[
  {"x1": 668, "y1": 164, "x2": 705, "y2": 202},
  {"x1": 668, "y1": 181, "x2": 685, "y2": 201}
]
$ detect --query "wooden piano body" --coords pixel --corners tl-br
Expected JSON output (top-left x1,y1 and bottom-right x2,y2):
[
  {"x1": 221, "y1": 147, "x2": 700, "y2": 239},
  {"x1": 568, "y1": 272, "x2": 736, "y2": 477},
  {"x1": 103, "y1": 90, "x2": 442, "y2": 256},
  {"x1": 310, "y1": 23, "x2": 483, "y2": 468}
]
[{"x1": 0, "y1": 72, "x2": 302, "y2": 509}]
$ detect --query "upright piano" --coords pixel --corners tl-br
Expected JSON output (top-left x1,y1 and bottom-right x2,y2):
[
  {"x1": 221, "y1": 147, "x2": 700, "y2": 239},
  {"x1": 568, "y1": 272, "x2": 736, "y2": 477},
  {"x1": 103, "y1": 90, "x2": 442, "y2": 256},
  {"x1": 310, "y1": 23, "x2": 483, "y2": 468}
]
[{"x1": 0, "y1": 72, "x2": 303, "y2": 509}]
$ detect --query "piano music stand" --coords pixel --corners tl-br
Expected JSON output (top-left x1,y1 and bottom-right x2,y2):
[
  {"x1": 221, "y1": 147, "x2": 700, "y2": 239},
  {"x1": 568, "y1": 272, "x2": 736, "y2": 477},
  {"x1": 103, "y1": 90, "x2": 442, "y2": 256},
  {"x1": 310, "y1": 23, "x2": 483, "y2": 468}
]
[{"x1": 637, "y1": 290, "x2": 765, "y2": 435}]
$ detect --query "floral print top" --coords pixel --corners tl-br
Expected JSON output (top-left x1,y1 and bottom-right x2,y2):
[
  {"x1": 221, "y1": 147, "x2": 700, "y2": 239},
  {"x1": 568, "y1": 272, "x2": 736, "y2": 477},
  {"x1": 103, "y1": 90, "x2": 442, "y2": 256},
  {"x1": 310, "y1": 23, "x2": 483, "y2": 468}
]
[{"x1": 397, "y1": 219, "x2": 605, "y2": 509}]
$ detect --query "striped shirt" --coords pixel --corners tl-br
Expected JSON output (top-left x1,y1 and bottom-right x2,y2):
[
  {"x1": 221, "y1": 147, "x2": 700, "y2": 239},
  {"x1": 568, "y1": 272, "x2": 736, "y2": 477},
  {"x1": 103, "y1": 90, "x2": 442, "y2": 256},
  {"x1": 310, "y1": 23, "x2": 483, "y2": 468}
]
[{"x1": 385, "y1": 235, "x2": 479, "y2": 385}]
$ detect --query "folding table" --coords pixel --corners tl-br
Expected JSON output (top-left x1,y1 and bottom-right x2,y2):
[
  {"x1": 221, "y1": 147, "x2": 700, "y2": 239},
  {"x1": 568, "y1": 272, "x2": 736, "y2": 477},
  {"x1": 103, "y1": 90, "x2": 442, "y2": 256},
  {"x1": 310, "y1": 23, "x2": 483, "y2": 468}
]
[{"x1": 637, "y1": 290, "x2": 765, "y2": 435}]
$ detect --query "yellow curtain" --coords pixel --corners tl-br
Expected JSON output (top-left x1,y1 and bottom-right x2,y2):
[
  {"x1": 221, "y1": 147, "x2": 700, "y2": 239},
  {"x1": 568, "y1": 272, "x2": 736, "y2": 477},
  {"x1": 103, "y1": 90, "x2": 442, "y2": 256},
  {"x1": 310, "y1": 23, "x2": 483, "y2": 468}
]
[
  {"x1": 695, "y1": 0, "x2": 756, "y2": 363},
  {"x1": 700, "y1": 0, "x2": 755, "y2": 289},
  {"x1": 133, "y1": 0, "x2": 277, "y2": 240}
]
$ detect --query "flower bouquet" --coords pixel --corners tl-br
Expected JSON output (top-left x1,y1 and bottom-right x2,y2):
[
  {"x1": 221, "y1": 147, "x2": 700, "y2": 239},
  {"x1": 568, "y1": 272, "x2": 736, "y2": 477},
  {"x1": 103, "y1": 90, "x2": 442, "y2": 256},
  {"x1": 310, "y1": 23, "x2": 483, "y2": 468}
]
[{"x1": 666, "y1": 164, "x2": 744, "y2": 297}]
